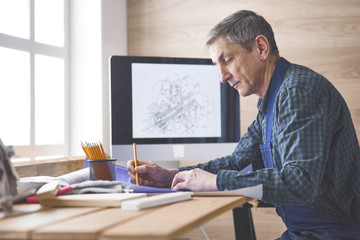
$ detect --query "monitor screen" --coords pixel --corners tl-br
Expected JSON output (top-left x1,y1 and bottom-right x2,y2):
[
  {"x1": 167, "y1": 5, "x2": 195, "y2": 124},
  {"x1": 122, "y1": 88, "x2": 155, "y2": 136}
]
[{"x1": 110, "y1": 56, "x2": 239, "y2": 167}]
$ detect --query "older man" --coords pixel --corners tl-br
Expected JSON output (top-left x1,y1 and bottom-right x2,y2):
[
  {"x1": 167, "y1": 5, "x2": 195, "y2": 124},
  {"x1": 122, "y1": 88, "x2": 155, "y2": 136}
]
[{"x1": 128, "y1": 10, "x2": 360, "y2": 239}]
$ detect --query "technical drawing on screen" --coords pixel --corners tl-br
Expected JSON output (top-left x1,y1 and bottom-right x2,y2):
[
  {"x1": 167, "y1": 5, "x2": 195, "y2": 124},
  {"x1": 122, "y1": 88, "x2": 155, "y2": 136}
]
[
  {"x1": 110, "y1": 56, "x2": 240, "y2": 166},
  {"x1": 132, "y1": 63, "x2": 221, "y2": 139}
]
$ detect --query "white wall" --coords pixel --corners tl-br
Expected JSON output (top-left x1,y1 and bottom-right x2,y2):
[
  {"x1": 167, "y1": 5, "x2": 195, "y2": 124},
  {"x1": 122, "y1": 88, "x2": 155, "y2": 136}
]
[
  {"x1": 69, "y1": 0, "x2": 127, "y2": 156},
  {"x1": 101, "y1": 0, "x2": 128, "y2": 156}
]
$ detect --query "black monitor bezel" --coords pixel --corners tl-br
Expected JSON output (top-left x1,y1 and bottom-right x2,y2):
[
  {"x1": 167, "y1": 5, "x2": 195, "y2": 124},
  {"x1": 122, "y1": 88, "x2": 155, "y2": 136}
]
[{"x1": 110, "y1": 55, "x2": 240, "y2": 145}]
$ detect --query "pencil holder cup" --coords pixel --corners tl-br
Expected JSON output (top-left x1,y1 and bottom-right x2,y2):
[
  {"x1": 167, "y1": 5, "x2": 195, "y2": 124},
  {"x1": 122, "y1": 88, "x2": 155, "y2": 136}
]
[{"x1": 88, "y1": 158, "x2": 116, "y2": 181}]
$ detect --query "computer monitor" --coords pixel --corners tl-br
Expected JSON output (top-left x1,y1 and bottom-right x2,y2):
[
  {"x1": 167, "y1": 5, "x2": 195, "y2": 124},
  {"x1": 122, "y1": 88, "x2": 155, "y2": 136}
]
[{"x1": 110, "y1": 56, "x2": 240, "y2": 167}]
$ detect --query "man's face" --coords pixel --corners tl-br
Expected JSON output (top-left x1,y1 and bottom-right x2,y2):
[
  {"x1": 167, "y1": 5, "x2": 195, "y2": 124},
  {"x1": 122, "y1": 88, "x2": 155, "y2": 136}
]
[{"x1": 208, "y1": 37, "x2": 266, "y2": 98}]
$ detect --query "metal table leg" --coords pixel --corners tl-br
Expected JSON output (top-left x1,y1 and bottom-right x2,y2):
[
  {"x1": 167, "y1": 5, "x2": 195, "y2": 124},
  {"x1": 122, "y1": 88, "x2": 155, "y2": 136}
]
[{"x1": 232, "y1": 203, "x2": 256, "y2": 240}]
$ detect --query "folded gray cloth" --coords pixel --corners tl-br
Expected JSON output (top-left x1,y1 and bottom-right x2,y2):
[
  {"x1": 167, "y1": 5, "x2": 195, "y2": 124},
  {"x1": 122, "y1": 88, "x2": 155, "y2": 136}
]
[{"x1": 67, "y1": 180, "x2": 126, "y2": 194}]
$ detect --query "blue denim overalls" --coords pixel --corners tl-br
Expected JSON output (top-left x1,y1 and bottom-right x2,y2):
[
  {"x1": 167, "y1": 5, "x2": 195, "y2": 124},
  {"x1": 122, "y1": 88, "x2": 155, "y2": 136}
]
[{"x1": 261, "y1": 58, "x2": 360, "y2": 240}]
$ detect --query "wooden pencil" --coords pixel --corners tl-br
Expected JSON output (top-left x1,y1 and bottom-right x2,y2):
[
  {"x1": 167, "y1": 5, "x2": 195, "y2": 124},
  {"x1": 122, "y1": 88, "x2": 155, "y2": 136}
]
[{"x1": 133, "y1": 143, "x2": 139, "y2": 185}]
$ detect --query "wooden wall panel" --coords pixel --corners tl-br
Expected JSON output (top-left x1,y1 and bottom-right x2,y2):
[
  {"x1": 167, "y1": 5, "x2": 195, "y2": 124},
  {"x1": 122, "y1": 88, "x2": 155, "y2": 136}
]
[{"x1": 127, "y1": 0, "x2": 360, "y2": 141}]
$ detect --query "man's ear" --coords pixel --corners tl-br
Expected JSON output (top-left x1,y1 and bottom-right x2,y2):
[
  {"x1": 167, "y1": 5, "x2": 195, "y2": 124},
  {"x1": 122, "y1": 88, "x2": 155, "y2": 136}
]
[{"x1": 255, "y1": 35, "x2": 270, "y2": 60}]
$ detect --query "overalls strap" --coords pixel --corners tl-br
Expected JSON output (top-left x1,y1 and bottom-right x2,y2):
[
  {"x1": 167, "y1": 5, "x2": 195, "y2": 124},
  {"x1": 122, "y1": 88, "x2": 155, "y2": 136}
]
[{"x1": 259, "y1": 57, "x2": 290, "y2": 168}]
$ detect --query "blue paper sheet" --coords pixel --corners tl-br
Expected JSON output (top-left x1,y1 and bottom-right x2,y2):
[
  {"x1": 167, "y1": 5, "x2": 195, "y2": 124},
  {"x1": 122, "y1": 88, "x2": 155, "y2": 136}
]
[
  {"x1": 111, "y1": 162, "x2": 177, "y2": 193},
  {"x1": 126, "y1": 183, "x2": 177, "y2": 193}
]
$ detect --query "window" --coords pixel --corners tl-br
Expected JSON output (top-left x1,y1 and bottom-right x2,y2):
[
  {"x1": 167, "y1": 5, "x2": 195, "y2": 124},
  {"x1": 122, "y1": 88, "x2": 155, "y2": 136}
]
[{"x1": 0, "y1": 0, "x2": 68, "y2": 161}]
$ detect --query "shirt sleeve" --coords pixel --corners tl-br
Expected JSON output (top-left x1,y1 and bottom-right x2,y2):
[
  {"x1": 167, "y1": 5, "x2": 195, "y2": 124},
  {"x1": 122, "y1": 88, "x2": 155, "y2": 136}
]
[
  {"x1": 179, "y1": 113, "x2": 264, "y2": 189},
  {"x1": 215, "y1": 76, "x2": 334, "y2": 205}
]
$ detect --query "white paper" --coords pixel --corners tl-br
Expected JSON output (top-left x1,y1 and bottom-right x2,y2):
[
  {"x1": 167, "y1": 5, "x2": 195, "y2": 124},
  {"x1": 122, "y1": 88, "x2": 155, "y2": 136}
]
[
  {"x1": 121, "y1": 192, "x2": 193, "y2": 210},
  {"x1": 193, "y1": 184, "x2": 263, "y2": 200}
]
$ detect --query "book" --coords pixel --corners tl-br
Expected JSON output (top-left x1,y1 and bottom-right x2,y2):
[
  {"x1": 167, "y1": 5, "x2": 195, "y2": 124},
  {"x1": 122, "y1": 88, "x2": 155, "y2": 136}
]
[{"x1": 39, "y1": 193, "x2": 146, "y2": 208}]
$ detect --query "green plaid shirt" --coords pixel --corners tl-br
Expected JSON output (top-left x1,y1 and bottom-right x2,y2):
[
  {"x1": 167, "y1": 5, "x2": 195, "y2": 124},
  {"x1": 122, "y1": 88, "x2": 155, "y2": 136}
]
[{"x1": 180, "y1": 61, "x2": 360, "y2": 221}]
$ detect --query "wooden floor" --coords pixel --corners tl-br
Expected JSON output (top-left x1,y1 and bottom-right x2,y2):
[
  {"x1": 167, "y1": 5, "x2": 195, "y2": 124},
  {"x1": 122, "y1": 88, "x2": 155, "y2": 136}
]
[{"x1": 179, "y1": 207, "x2": 286, "y2": 240}]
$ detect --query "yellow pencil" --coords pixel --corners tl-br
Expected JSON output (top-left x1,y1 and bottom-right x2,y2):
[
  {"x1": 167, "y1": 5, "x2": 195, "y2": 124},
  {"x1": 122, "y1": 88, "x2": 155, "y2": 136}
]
[{"x1": 133, "y1": 143, "x2": 139, "y2": 185}]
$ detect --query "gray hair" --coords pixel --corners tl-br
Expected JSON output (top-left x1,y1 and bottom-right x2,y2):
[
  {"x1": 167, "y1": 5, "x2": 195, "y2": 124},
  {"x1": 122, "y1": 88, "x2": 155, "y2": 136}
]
[{"x1": 203, "y1": 10, "x2": 279, "y2": 55}]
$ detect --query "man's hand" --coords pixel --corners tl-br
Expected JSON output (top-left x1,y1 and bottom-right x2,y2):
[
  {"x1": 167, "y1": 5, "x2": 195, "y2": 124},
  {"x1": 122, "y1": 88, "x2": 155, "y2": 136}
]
[
  {"x1": 171, "y1": 168, "x2": 218, "y2": 191},
  {"x1": 127, "y1": 160, "x2": 179, "y2": 188}
]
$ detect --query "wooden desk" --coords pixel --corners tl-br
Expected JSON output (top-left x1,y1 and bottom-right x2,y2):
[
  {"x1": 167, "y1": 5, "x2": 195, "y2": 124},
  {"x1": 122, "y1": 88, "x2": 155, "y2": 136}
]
[{"x1": 0, "y1": 196, "x2": 250, "y2": 240}]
